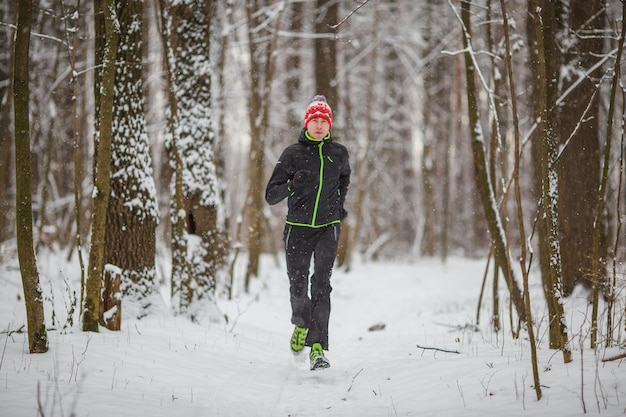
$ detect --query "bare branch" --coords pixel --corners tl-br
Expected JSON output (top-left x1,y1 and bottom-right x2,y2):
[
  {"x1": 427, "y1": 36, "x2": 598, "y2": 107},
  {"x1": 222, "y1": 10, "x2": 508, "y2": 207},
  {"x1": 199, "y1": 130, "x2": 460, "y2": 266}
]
[
  {"x1": 416, "y1": 344, "x2": 460, "y2": 354},
  {"x1": 329, "y1": 0, "x2": 370, "y2": 30}
]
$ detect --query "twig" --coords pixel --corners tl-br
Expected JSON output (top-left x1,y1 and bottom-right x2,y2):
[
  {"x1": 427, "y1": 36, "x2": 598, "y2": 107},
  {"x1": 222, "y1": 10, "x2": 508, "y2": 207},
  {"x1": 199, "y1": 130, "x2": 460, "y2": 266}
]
[
  {"x1": 0, "y1": 324, "x2": 11, "y2": 371},
  {"x1": 347, "y1": 368, "x2": 364, "y2": 392},
  {"x1": 457, "y1": 380, "x2": 466, "y2": 409},
  {"x1": 329, "y1": 0, "x2": 370, "y2": 30},
  {"x1": 0, "y1": 324, "x2": 26, "y2": 335},
  {"x1": 416, "y1": 344, "x2": 460, "y2": 354}
]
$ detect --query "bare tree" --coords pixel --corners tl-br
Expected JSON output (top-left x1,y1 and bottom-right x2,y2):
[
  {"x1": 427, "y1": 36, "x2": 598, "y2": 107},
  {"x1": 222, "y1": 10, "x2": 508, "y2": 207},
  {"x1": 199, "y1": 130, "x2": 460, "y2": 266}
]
[
  {"x1": 457, "y1": 0, "x2": 525, "y2": 324},
  {"x1": 529, "y1": 0, "x2": 571, "y2": 363},
  {"x1": 241, "y1": 0, "x2": 282, "y2": 292},
  {"x1": 420, "y1": 0, "x2": 449, "y2": 258},
  {"x1": 83, "y1": 0, "x2": 118, "y2": 332},
  {"x1": 591, "y1": 1, "x2": 625, "y2": 348},
  {"x1": 314, "y1": 0, "x2": 338, "y2": 110},
  {"x1": 555, "y1": 0, "x2": 606, "y2": 296},
  {"x1": 0, "y1": 2, "x2": 16, "y2": 244},
  {"x1": 500, "y1": 0, "x2": 542, "y2": 400},
  {"x1": 342, "y1": 5, "x2": 379, "y2": 270},
  {"x1": 61, "y1": 0, "x2": 87, "y2": 319},
  {"x1": 14, "y1": 0, "x2": 48, "y2": 353}
]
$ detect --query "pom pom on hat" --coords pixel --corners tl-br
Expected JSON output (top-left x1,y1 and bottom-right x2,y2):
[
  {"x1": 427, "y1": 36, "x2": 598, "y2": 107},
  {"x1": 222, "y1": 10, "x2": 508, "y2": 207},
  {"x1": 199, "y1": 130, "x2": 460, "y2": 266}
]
[{"x1": 304, "y1": 95, "x2": 332, "y2": 130}]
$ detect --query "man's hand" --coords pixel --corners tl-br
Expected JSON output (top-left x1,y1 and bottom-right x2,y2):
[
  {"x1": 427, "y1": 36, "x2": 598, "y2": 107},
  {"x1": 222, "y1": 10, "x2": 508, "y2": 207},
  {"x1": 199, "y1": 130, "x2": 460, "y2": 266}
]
[{"x1": 292, "y1": 170, "x2": 313, "y2": 189}]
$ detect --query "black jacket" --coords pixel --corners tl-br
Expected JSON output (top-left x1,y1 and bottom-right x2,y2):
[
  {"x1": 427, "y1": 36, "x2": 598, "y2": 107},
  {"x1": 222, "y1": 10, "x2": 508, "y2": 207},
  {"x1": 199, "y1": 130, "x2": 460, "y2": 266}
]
[{"x1": 265, "y1": 128, "x2": 351, "y2": 228}]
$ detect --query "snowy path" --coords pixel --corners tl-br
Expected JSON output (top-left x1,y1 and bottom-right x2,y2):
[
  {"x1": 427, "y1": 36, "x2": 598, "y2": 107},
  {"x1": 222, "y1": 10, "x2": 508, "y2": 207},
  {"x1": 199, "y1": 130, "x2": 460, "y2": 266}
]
[
  {"x1": 1, "y1": 255, "x2": 625, "y2": 417},
  {"x1": 223, "y1": 258, "x2": 503, "y2": 416}
]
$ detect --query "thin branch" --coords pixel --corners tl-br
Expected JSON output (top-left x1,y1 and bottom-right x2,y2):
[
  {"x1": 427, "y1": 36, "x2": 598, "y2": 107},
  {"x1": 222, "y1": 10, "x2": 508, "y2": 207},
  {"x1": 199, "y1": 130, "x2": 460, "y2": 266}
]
[
  {"x1": 416, "y1": 344, "x2": 460, "y2": 354},
  {"x1": 347, "y1": 368, "x2": 364, "y2": 392},
  {"x1": 329, "y1": 0, "x2": 370, "y2": 30},
  {"x1": 0, "y1": 324, "x2": 26, "y2": 335}
]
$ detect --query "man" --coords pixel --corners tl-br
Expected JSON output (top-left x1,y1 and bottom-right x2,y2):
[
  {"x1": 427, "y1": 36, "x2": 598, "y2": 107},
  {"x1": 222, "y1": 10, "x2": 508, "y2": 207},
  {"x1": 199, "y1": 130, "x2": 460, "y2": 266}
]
[{"x1": 265, "y1": 95, "x2": 351, "y2": 370}]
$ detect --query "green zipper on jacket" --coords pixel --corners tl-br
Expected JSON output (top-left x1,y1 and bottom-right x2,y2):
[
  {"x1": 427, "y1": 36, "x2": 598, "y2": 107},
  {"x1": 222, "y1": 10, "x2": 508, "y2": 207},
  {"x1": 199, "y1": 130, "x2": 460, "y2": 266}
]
[{"x1": 310, "y1": 141, "x2": 325, "y2": 225}]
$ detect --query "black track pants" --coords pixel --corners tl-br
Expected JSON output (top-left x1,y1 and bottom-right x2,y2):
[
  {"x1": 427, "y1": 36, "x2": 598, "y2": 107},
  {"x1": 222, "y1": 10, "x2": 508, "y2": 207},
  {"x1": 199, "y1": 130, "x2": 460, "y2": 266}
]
[{"x1": 284, "y1": 223, "x2": 340, "y2": 350}]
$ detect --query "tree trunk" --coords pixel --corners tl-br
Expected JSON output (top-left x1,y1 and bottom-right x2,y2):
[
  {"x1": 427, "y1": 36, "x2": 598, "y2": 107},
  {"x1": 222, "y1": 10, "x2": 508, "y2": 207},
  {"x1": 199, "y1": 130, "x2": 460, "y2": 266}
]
[
  {"x1": 419, "y1": 2, "x2": 439, "y2": 257},
  {"x1": 343, "y1": 10, "x2": 379, "y2": 271},
  {"x1": 314, "y1": 0, "x2": 338, "y2": 109},
  {"x1": 0, "y1": 1, "x2": 15, "y2": 243},
  {"x1": 158, "y1": 0, "x2": 190, "y2": 310},
  {"x1": 555, "y1": 0, "x2": 606, "y2": 296},
  {"x1": 591, "y1": 1, "x2": 625, "y2": 348},
  {"x1": 459, "y1": 0, "x2": 525, "y2": 323},
  {"x1": 104, "y1": 0, "x2": 159, "y2": 312},
  {"x1": 14, "y1": 0, "x2": 48, "y2": 353},
  {"x1": 100, "y1": 265, "x2": 122, "y2": 330},
  {"x1": 500, "y1": 0, "x2": 542, "y2": 400},
  {"x1": 486, "y1": 0, "x2": 507, "y2": 332},
  {"x1": 164, "y1": 0, "x2": 227, "y2": 317},
  {"x1": 285, "y1": 1, "x2": 303, "y2": 129},
  {"x1": 84, "y1": 0, "x2": 118, "y2": 332},
  {"x1": 531, "y1": 0, "x2": 572, "y2": 363},
  {"x1": 65, "y1": 0, "x2": 86, "y2": 315},
  {"x1": 243, "y1": 0, "x2": 281, "y2": 291}
]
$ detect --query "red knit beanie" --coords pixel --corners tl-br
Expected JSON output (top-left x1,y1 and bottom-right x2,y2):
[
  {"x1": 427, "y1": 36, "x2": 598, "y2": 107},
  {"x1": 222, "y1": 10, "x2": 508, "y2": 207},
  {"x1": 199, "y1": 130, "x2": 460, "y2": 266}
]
[{"x1": 304, "y1": 95, "x2": 332, "y2": 130}]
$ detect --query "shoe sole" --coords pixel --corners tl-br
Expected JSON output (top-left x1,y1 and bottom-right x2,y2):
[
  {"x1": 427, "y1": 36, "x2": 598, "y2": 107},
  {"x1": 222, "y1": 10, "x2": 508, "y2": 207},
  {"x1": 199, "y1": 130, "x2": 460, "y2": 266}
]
[
  {"x1": 310, "y1": 356, "x2": 330, "y2": 370},
  {"x1": 290, "y1": 327, "x2": 308, "y2": 353}
]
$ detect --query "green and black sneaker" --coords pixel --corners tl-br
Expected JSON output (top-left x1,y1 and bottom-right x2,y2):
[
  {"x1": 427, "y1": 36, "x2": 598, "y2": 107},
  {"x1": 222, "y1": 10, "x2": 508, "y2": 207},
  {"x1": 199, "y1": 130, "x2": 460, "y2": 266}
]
[
  {"x1": 309, "y1": 343, "x2": 330, "y2": 370},
  {"x1": 290, "y1": 326, "x2": 308, "y2": 354}
]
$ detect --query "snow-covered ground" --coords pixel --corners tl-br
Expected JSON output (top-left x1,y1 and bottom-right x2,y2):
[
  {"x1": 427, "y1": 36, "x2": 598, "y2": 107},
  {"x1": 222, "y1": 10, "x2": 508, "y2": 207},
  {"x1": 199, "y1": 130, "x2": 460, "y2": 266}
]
[{"x1": 0, "y1": 249, "x2": 624, "y2": 417}]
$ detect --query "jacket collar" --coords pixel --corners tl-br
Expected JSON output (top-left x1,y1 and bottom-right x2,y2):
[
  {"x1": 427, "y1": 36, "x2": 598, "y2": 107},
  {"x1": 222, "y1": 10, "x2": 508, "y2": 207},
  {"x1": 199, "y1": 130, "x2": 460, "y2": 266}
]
[{"x1": 298, "y1": 127, "x2": 331, "y2": 145}]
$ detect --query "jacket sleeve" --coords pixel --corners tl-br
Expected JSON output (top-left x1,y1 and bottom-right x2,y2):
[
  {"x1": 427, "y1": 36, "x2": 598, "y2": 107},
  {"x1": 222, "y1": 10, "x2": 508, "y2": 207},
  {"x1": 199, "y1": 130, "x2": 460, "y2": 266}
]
[{"x1": 265, "y1": 151, "x2": 294, "y2": 206}]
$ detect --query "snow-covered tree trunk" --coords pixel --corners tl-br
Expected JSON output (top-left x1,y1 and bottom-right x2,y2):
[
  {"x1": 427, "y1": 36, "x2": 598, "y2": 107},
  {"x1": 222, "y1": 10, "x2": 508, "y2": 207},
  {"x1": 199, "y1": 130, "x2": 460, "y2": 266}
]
[
  {"x1": 104, "y1": 0, "x2": 159, "y2": 315},
  {"x1": 164, "y1": 0, "x2": 227, "y2": 317},
  {"x1": 530, "y1": 0, "x2": 571, "y2": 363}
]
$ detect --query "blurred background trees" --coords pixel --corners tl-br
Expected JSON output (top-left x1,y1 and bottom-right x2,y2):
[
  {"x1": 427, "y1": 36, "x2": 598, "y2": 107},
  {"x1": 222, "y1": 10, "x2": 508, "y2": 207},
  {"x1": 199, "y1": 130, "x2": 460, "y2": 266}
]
[{"x1": 1, "y1": 0, "x2": 624, "y2": 345}]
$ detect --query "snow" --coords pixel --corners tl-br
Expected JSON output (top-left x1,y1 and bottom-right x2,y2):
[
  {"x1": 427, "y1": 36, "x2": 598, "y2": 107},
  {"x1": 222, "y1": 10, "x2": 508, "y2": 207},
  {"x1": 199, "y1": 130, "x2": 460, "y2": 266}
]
[{"x1": 1, "y1": 251, "x2": 624, "y2": 417}]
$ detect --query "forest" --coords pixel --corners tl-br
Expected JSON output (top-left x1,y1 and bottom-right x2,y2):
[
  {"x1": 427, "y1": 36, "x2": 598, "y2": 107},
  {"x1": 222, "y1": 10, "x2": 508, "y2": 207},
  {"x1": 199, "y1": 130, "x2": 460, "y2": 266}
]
[{"x1": 1, "y1": 0, "x2": 625, "y2": 379}]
